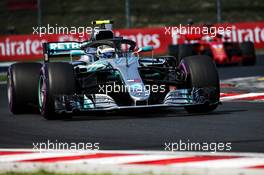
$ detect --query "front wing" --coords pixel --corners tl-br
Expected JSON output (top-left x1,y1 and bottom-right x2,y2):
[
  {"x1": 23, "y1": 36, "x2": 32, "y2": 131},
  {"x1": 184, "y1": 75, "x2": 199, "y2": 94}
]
[{"x1": 53, "y1": 87, "x2": 219, "y2": 114}]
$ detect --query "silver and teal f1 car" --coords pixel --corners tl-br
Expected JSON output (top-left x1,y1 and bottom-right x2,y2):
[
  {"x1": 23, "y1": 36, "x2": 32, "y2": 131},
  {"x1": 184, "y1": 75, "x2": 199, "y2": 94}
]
[{"x1": 7, "y1": 21, "x2": 220, "y2": 120}]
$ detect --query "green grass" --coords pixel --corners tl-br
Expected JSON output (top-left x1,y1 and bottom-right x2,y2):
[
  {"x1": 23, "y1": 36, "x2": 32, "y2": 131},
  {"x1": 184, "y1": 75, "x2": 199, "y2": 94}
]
[
  {"x1": 0, "y1": 74, "x2": 7, "y2": 82},
  {"x1": 0, "y1": 172, "x2": 112, "y2": 175},
  {"x1": 0, "y1": 171, "x2": 157, "y2": 175},
  {"x1": 0, "y1": 172, "x2": 110, "y2": 175}
]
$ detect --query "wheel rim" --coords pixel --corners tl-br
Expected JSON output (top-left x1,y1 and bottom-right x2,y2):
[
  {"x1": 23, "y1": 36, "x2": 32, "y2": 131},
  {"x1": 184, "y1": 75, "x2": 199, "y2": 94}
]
[
  {"x1": 178, "y1": 61, "x2": 188, "y2": 81},
  {"x1": 38, "y1": 76, "x2": 46, "y2": 111},
  {"x1": 7, "y1": 74, "x2": 13, "y2": 109}
]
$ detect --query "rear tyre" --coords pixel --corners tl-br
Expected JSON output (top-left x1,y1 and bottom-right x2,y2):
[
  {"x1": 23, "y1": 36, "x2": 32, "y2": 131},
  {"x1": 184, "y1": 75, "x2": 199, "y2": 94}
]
[
  {"x1": 8, "y1": 62, "x2": 42, "y2": 114},
  {"x1": 179, "y1": 55, "x2": 220, "y2": 113},
  {"x1": 240, "y1": 41, "x2": 256, "y2": 66},
  {"x1": 39, "y1": 62, "x2": 76, "y2": 120}
]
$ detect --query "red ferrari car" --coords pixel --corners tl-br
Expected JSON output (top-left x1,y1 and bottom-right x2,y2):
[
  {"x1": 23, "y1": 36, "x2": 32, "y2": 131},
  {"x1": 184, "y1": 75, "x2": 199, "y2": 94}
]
[{"x1": 169, "y1": 33, "x2": 256, "y2": 65}]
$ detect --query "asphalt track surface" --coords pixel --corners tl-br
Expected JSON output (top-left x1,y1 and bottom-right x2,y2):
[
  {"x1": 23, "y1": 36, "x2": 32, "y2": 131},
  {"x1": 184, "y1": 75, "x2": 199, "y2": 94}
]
[{"x1": 0, "y1": 56, "x2": 264, "y2": 153}]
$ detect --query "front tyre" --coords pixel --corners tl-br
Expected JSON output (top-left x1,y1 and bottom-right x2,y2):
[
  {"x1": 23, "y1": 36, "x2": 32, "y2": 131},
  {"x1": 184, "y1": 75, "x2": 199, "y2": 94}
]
[
  {"x1": 8, "y1": 62, "x2": 42, "y2": 114},
  {"x1": 179, "y1": 55, "x2": 220, "y2": 113},
  {"x1": 39, "y1": 62, "x2": 76, "y2": 120}
]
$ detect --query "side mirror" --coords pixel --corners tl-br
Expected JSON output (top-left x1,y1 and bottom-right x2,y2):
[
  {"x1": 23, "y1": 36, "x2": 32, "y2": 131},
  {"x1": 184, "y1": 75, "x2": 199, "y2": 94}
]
[
  {"x1": 136, "y1": 46, "x2": 154, "y2": 53},
  {"x1": 70, "y1": 50, "x2": 86, "y2": 56},
  {"x1": 141, "y1": 46, "x2": 154, "y2": 52}
]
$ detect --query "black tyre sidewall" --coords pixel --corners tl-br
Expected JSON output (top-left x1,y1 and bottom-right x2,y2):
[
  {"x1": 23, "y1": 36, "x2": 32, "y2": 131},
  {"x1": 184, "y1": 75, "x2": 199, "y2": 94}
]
[
  {"x1": 39, "y1": 66, "x2": 54, "y2": 119},
  {"x1": 8, "y1": 63, "x2": 42, "y2": 114}
]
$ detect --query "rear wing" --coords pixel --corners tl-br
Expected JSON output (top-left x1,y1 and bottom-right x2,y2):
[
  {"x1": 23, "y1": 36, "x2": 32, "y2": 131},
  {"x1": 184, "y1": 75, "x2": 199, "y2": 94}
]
[{"x1": 43, "y1": 42, "x2": 87, "y2": 62}]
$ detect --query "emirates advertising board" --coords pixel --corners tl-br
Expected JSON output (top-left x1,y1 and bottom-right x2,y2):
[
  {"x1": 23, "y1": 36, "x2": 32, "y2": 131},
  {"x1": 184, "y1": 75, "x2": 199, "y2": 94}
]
[{"x1": 0, "y1": 21, "x2": 264, "y2": 61}]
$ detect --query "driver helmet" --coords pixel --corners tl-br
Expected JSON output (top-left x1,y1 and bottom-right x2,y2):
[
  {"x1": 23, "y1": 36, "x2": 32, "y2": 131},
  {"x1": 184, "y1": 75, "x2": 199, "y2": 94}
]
[
  {"x1": 202, "y1": 35, "x2": 213, "y2": 42},
  {"x1": 96, "y1": 45, "x2": 115, "y2": 59}
]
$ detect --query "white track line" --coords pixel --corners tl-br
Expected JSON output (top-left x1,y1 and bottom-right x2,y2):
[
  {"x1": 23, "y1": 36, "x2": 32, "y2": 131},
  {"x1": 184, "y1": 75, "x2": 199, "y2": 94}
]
[
  {"x1": 0, "y1": 62, "x2": 15, "y2": 67},
  {"x1": 0, "y1": 149, "x2": 264, "y2": 157},
  {"x1": 0, "y1": 152, "x2": 97, "y2": 162},
  {"x1": 63, "y1": 155, "x2": 187, "y2": 164},
  {"x1": 170, "y1": 157, "x2": 264, "y2": 169}
]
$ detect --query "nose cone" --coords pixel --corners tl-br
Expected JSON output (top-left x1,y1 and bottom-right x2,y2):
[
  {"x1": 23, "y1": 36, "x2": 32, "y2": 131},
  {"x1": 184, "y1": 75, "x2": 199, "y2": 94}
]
[
  {"x1": 128, "y1": 82, "x2": 150, "y2": 102},
  {"x1": 210, "y1": 44, "x2": 228, "y2": 64},
  {"x1": 108, "y1": 56, "x2": 150, "y2": 104}
]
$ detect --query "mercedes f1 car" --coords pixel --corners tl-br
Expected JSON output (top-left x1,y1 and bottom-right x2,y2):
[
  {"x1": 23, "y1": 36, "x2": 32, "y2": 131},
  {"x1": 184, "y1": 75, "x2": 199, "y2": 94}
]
[
  {"x1": 8, "y1": 20, "x2": 220, "y2": 119},
  {"x1": 169, "y1": 33, "x2": 256, "y2": 66}
]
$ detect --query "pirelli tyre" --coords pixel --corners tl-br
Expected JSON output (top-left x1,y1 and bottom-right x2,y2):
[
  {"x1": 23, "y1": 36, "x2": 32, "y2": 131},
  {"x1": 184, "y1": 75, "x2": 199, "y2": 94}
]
[
  {"x1": 8, "y1": 62, "x2": 42, "y2": 114},
  {"x1": 240, "y1": 41, "x2": 256, "y2": 66},
  {"x1": 179, "y1": 55, "x2": 220, "y2": 113},
  {"x1": 38, "y1": 62, "x2": 76, "y2": 120}
]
